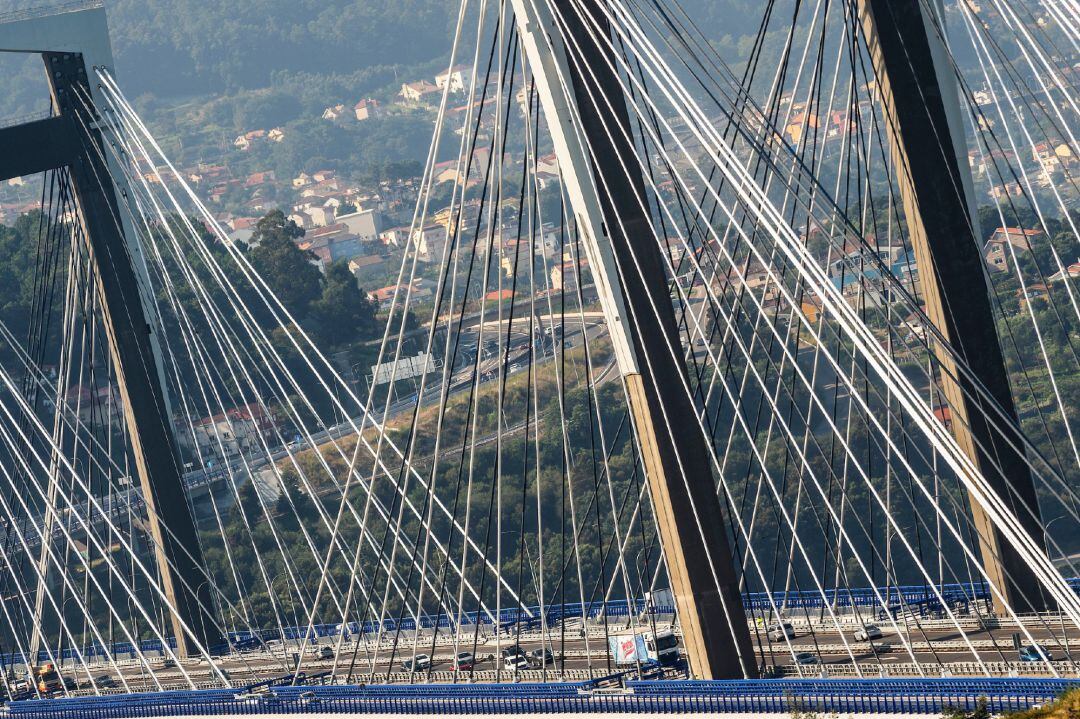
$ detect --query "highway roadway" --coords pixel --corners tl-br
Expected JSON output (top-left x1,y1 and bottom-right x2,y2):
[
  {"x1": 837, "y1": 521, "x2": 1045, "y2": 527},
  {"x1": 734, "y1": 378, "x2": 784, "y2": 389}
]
[
  {"x1": 758, "y1": 614, "x2": 1080, "y2": 673},
  {"x1": 45, "y1": 612, "x2": 1080, "y2": 697}
]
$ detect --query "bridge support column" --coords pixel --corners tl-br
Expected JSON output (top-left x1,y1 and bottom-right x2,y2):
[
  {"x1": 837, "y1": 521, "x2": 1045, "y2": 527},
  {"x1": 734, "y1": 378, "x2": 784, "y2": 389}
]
[
  {"x1": 44, "y1": 50, "x2": 222, "y2": 657},
  {"x1": 0, "y1": 5, "x2": 224, "y2": 658},
  {"x1": 511, "y1": 0, "x2": 756, "y2": 678},
  {"x1": 856, "y1": 0, "x2": 1046, "y2": 612}
]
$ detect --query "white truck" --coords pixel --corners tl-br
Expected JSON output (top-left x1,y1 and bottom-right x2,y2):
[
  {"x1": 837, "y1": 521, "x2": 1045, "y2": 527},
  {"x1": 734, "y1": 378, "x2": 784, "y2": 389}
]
[
  {"x1": 608, "y1": 629, "x2": 680, "y2": 666},
  {"x1": 644, "y1": 588, "x2": 675, "y2": 614}
]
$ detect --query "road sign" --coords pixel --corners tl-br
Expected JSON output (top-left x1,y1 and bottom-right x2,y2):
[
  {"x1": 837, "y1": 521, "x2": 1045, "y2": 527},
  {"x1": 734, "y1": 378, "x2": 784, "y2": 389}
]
[{"x1": 369, "y1": 352, "x2": 441, "y2": 385}]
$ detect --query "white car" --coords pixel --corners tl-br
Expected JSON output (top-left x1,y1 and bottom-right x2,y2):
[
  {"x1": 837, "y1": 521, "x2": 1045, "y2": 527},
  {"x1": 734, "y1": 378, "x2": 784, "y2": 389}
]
[
  {"x1": 401, "y1": 653, "x2": 431, "y2": 671},
  {"x1": 768, "y1": 622, "x2": 795, "y2": 641},
  {"x1": 854, "y1": 624, "x2": 883, "y2": 641},
  {"x1": 503, "y1": 654, "x2": 530, "y2": 671}
]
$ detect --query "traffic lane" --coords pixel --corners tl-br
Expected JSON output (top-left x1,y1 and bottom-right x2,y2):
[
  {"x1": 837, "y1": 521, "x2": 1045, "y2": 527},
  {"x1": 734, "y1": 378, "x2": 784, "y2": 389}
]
[
  {"x1": 108, "y1": 636, "x2": 607, "y2": 681},
  {"x1": 755, "y1": 622, "x2": 1077, "y2": 648}
]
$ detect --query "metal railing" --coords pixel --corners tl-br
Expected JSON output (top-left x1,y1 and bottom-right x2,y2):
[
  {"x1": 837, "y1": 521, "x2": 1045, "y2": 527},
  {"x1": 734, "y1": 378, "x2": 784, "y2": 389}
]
[{"x1": 5, "y1": 677, "x2": 1077, "y2": 717}]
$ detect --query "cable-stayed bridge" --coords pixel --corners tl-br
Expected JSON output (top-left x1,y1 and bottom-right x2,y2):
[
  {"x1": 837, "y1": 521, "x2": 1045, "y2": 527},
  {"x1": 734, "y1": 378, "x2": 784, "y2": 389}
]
[{"x1": 0, "y1": 0, "x2": 1077, "y2": 715}]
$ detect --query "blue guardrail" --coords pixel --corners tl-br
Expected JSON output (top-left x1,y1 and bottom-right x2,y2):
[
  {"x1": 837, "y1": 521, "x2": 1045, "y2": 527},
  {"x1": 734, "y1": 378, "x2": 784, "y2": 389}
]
[{"x1": 6, "y1": 678, "x2": 1078, "y2": 717}]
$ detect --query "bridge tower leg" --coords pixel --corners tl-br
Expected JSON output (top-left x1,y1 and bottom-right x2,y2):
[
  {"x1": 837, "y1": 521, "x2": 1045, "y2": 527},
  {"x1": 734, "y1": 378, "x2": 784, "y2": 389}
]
[
  {"x1": 856, "y1": 0, "x2": 1046, "y2": 612},
  {"x1": 0, "y1": 6, "x2": 223, "y2": 658},
  {"x1": 511, "y1": 0, "x2": 757, "y2": 678}
]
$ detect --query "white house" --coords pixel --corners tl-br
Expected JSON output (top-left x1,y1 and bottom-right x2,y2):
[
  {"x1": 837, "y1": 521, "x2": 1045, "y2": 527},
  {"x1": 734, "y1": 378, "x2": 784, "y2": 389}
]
[
  {"x1": 354, "y1": 98, "x2": 381, "y2": 121},
  {"x1": 400, "y1": 80, "x2": 439, "y2": 103},
  {"x1": 322, "y1": 104, "x2": 346, "y2": 120},
  {"x1": 411, "y1": 224, "x2": 448, "y2": 262},
  {"x1": 174, "y1": 403, "x2": 276, "y2": 466},
  {"x1": 337, "y1": 208, "x2": 383, "y2": 242},
  {"x1": 435, "y1": 64, "x2": 469, "y2": 93}
]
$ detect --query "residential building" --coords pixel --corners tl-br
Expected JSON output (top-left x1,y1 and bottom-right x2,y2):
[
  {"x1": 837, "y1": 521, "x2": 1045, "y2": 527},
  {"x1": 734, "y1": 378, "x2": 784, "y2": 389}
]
[
  {"x1": 435, "y1": 64, "x2": 469, "y2": 93},
  {"x1": 322, "y1": 104, "x2": 346, "y2": 120},
  {"x1": 400, "y1": 80, "x2": 439, "y2": 103},
  {"x1": 785, "y1": 112, "x2": 820, "y2": 145},
  {"x1": 289, "y1": 204, "x2": 335, "y2": 228},
  {"x1": 348, "y1": 254, "x2": 387, "y2": 278},
  {"x1": 380, "y1": 226, "x2": 410, "y2": 247},
  {"x1": 550, "y1": 260, "x2": 583, "y2": 291},
  {"x1": 62, "y1": 383, "x2": 123, "y2": 424},
  {"x1": 227, "y1": 216, "x2": 258, "y2": 245},
  {"x1": 1049, "y1": 260, "x2": 1080, "y2": 283},
  {"x1": 367, "y1": 279, "x2": 433, "y2": 308},
  {"x1": 1018, "y1": 282, "x2": 1050, "y2": 310},
  {"x1": 410, "y1": 224, "x2": 448, "y2": 262},
  {"x1": 174, "y1": 402, "x2": 277, "y2": 465},
  {"x1": 299, "y1": 233, "x2": 364, "y2": 264},
  {"x1": 983, "y1": 227, "x2": 1042, "y2": 272},
  {"x1": 232, "y1": 129, "x2": 267, "y2": 151},
  {"x1": 244, "y1": 171, "x2": 276, "y2": 188},
  {"x1": 354, "y1": 98, "x2": 381, "y2": 121},
  {"x1": 337, "y1": 208, "x2": 383, "y2": 242}
]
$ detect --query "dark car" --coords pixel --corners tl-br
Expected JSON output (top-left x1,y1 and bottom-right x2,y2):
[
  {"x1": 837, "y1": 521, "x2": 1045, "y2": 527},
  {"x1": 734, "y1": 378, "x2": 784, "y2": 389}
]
[
  {"x1": 1019, "y1": 645, "x2": 1054, "y2": 662},
  {"x1": 500, "y1": 646, "x2": 527, "y2": 659},
  {"x1": 94, "y1": 675, "x2": 118, "y2": 689},
  {"x1": 529, "y1": 648, "x2": 555, "y2": 667}
]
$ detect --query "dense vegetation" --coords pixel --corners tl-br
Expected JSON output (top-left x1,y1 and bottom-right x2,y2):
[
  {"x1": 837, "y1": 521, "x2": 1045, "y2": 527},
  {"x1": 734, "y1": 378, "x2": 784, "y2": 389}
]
[
  {"x1": 0, "y1": 210, "x2": 381, "y2": 386},
  {"x1": 0, "y1": 0, "x2": 771, "y2": 116}
]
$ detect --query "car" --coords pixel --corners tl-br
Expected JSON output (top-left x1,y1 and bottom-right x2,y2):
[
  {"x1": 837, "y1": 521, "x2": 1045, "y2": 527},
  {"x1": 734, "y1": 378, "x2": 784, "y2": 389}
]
[
  {"x1": 453, "y1": 651, "x2": 475, "y2": 670},
  {"x1": 94, "y1": 675, "x2": 118, "y2": 689},
  {"x1": 1019, "y1": 644, "x2": 1054, "y2": 662},
  {"x1": 8, "y1": 681, "x2": 33, "y2": 701},
  {"x1": 793, "y1": 652, "x2": 819, "y2": 665},
  {"x1": 501, "y1": 645, "x2": 527, "y2": 659},
  {"x1": 768, "y1": 622, "x2": 795, "y2": 641},
  {"x1": 317, "y1": 645, "x2": 334, "y2": 660},
  {"x1": 232, "y1": 636, "x2": 265, "y2": 652},
  {"x1": 529, "y1": 648, "x2": 555, "y2": 667},
  {"x1": 504, "y1": 653, "x2": 530, "y2": 671},
  {"x1": 34, "y1": 665, "x2": 66, "y2": 695},
  {"x1": 854, "y1": 624, "x2": 883, "y2": 641},
  {"x1": 401, "y1": 653, "x2": 431, "y2": 671}
]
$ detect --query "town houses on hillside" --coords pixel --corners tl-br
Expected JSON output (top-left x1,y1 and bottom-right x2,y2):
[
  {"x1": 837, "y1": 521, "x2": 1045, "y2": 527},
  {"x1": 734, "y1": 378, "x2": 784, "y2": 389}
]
[{"x1": 173, "y1": 402, "x2": 278, "y2": 467}]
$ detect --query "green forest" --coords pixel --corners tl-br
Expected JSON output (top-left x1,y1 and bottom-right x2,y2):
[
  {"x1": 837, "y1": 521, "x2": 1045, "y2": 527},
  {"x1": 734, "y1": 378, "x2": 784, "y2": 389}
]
[{"x1": 0, "y1": 0, "x2": 774, "y2": 118}]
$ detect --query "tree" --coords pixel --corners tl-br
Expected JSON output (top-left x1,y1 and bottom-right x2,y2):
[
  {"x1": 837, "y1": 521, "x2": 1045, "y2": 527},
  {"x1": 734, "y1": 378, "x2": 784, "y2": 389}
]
[
  {"x1": 233, "y1": 91, "x2": 302, "y2": 130},
  {"x1": 942, "y1": 698, "x2": 990, "y2": 719},
  {"x1": 308, "y1": 260, "x2": 379, "y2": 348},
  {"x1": 247, "y1": 210, "x2": 323, "y2": 318}
]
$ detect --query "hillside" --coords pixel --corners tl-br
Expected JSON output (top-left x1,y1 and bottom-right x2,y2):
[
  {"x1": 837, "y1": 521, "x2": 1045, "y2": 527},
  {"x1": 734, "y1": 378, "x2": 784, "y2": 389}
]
[{"x1": 0, "y1": 0, "x2": 769, "y2": 119}]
